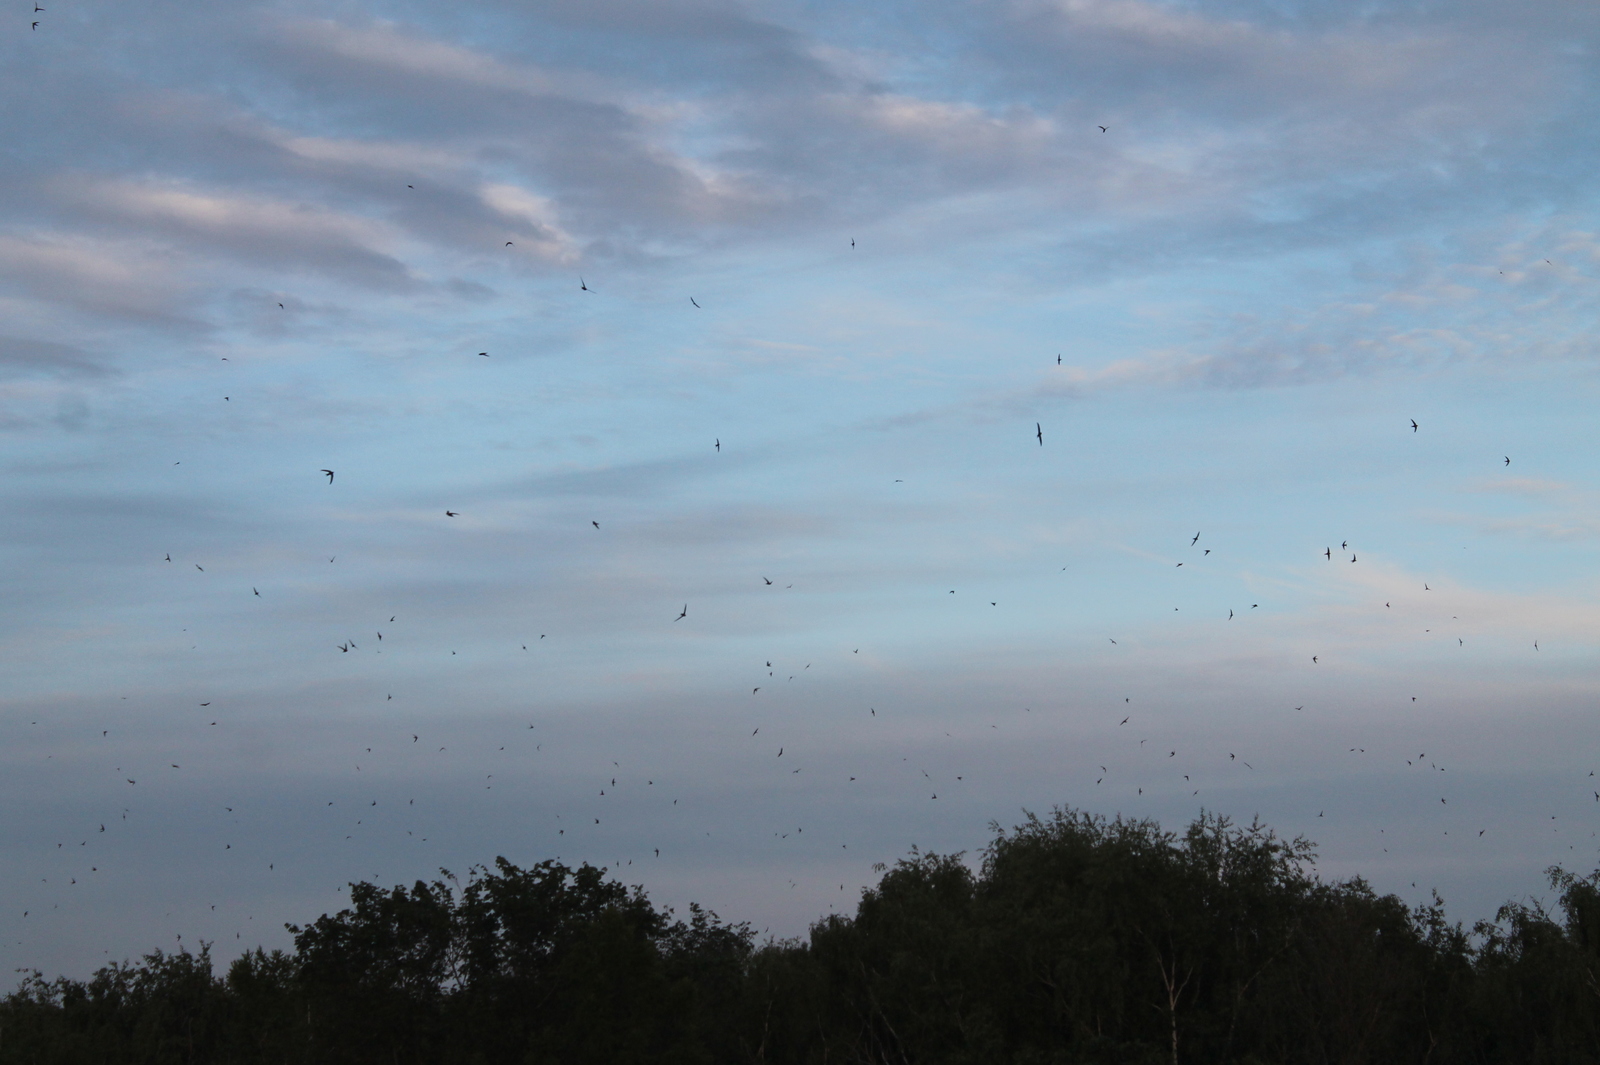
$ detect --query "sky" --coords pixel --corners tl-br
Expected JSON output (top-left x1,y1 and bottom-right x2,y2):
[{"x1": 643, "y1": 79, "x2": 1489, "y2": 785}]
[{"x1": 4, "y1": 0, "x2": 1600, "y2": 978}]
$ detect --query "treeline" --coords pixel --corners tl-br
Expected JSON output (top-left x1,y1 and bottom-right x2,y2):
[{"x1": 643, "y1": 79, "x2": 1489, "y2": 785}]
[{"x1": 5, "y1": 808, "x2": 1600, "y2": 1064}]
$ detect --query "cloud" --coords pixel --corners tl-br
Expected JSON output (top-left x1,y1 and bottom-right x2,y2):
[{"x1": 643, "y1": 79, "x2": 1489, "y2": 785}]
[
  {"x1": 0, "y1": 233, "x2": 188, "y2": 321},
  {"x1": 0, "y1": 336, "x2": 113, "y2": 380},
  {"x1": 61, "y1": 178, "x2": 415, "y2": 288}
]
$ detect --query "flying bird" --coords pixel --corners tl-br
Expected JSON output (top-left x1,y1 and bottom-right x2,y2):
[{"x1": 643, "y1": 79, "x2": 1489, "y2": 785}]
[
  {"x1": 592, "y1": 521, "x2": 599, "y2": 529},
  {"x1": 1411, "y1": 419, "x2": 1418, "y2": 432},
  {"x1": 580, "y1": 277, "x2": 590, "y2": 291},
  {"x1": 1098, "y1": 125, "x2": 1107, "y2": 132},
  {"x1": 690, "y1": 297, "x2": 700, "y2": 308},
  {"x1": 715, "y1": 439, "x2": 720, "y2": 451},
  {"x1": 763, "y1": 577, "x2": 772, "y2": 585},
  {"x1": 1036, "y1": 423, "x2": 1043, "y2": 446},
  {"x1": 674, "y1": 604, "x2": 688, "y2": 622},
  {"x1": 1191, "y1": 532, "x2": 1200, "y2": 545},
  {"x1": 445, "y1": 510, "x2": 458, "y2": 517},
  {"x1": 1505, "y1": 456, "x2": 1510, "y2": 466},
  {"x1": 321, "y1": 470, "x2": 334, "y2": 483}
]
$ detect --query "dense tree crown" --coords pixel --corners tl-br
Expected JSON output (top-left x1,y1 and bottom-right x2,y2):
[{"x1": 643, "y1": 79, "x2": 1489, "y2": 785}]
[{"x1": 5, "y1": 809, "x2": 1599, "y2": 1064}]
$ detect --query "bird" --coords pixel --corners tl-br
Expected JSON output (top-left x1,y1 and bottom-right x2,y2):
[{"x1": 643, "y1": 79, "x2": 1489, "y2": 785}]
[
  {"x1": 1325, "y1": 548, "x2": 1331, "y2": 559},
  {"x1": 1120, "y1": 716, "x2": 1129, "y2": 725},
  {"x1": 690, "y1": 297, "x2": 700, "y2": 308},
  {"x1": 165, "y1": 554, "x2": 171, "y2": 562},
  {"x1": 1505, "y1": 456, "x2": 1510, "y2": 466},
  {"x1": 763, "y1": 577, "x2": 772, "y2": 585},
  {"x1": 1036, "y1": 423, "x2": 1043, "y2": 446},
  {"x1": 580, "y1": 277, "x2": 590, "y2": 291},
  {"x1": 321, "y1": 470, "x2": 334, "y2": 484},
  {"x1": 674, "y1": 604, "x2": 688, "y2": 622},
  {"x1": 479, "y1": 352, "x2": 488, "y2": 357},
  {"x1": 445, "y1": 511, "x2": 458, "y2": 517},
  {"x1": 31, "y1": 21, "x2": 38, "y2": 29},
  {"x1": 1057, "y1": 354, "x2": 1062, "y2": 365},
  {"x1": 715, "y1": 439, "x2": 720, "y2": 452},
  {"x1": 1312, "y1": 656, "x2": 1318, "y2": 663},
  {"x1": 1191, "y1": 532, "x2": 1200, "y2": 546},
  {"x1": 506, "y1": 242, "x2": 513, "y2": 247},
  {"x1": 253, "y1": 588, "x2": 260, "y2": 596},
  {"x1": 1098, "y1": 125, "x2": 1107, "y2": 132},
  {"x1": 1411, "y1": 419, "x2": 1418, "y2": 432},
  {"x1": 592, "y1": 521, "x2": 599, "y2": 529}
]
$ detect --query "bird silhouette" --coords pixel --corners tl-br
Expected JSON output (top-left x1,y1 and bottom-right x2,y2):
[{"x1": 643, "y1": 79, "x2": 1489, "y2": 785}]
[
  {"x1": 690, "y1": 297, "x2": 700, "y2": 308},
  {"x1": 321, "y1": 470, "x2": 334, "y2": 483},
  {"x1": 674, "y1": 604, "x2": 688, "y2": 622},
  {"x1": 1036, "y1": 423, "x2": 1043, "y2": 446}
]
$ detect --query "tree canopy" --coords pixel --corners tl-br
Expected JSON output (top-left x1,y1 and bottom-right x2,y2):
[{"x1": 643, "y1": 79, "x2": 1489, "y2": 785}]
[{"x1": 5, "y1": 807, "x2": 1598, "y2": 1064}]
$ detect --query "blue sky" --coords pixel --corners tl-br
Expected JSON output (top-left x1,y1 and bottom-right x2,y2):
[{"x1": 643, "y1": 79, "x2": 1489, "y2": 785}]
[{"x1": 4, "y1": 0, "x2": 1600, "y2": 975}]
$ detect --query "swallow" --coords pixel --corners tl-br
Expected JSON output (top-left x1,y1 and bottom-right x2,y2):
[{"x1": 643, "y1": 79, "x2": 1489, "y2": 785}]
[
  {"x1": 674, "y1": 604, "x2": 688, "y2": 622},
  {"x1": 1036, "y1": 423, "x2": 1043, "y2": 446},
  {"x1": 1325, "y1": 548, "x2": 1331, "y2": 559},
  {"x1": 763, "y1": 577, "x2": 772, "y2": 585},
  {"x1": 445, "y1": 511, "x2": 458, "y2": 517},
  {"x1": 1411, "y1": 420, "x2": 1418, "y2": 432},
  {"x1": 592, "y1": 521, "x2": 599, "y2": 529},
  {"x1": 1191, "y1": 532, "x2": 1200, "y2": 545},
  {"x1": 1098, "y1": 125, "x2": 1107, "y2": 132},
  {"x1": 715, "y1": 439, "x2": 720, "y2": 451},
  {"x1": 321, "y1": 470, "x2": 334, "y2": 483},
  {"x1": 479, "y1": 352, "x2": 488, "y2": 357},
  {"x1": 1504, "y1": 456, "x2": 1510, "y2": 466},
  {"x1": 580, "y1": 277, "x2": 590, "y2": 291},
  {"x1": 690, "y1": 297, "x2": 700, "y2": 308}
]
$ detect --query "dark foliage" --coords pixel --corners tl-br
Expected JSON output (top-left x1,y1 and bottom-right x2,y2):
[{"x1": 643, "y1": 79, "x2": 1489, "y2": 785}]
[{"x1": 5, "y1": 808, "x2": 1598, "y2": 1064}]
